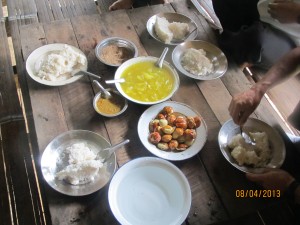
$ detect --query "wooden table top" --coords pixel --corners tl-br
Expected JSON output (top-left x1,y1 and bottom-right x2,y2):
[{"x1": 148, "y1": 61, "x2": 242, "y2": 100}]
[{"x1": 17, "y1": 1, "x2": 295, "y2": 224}]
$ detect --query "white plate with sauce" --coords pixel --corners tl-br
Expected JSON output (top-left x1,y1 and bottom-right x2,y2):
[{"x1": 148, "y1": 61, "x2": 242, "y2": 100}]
[
  {"x1": 108, "y1": 157, "x2": 191, "y2": 225},
  {"x1": 138, "y1": 101, "x2": 208, "y2": 160},
  {"x1": 26, "y1": 43, "x2": 88, "y2": 86}
]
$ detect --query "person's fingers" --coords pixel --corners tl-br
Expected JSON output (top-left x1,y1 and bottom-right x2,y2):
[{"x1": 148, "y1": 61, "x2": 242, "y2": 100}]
[
  {"x1": 238, "y1": 110, "x2": 252, "y2": 125},
  {"x1": 229, "y1": 102, "x2": 239, "y2": 124}
]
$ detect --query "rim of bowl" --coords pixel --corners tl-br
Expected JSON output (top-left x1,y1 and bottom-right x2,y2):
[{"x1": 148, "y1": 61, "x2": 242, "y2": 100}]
[
  {"x1": 95, "y1": 37, "x2": 138, "y2": 67},
  {"x1": 114, "y1": 56, "x2": 180, "y2": 105},
  {"x1": 93, "y1": 89, "x2": 128, "y2": 117}
]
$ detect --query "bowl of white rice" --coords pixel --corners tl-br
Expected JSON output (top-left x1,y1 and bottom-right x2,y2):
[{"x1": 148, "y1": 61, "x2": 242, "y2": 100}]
[
  {"x1": 41, "y1": 130, "x2": 117, "y2": 196},
  {"x1": 218, "y1": 118, "x2": 286, "y2": 173},
  {"x1": 172, "y1": 40, "x2": 228, "y2": 80},
  {"x1": 147, "y1": 12, "x2": 198, "y2": 45}
]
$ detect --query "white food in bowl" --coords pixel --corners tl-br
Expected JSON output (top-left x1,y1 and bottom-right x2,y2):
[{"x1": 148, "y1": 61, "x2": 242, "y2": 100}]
[
  {"x1": 37, "y1": 45, "x2": 87, "y2": 81},
  {"x1": 55, "y1": 142, "x2": 104, "y2": 185},
  {"x1": 181, "y1": 48, "x2": 213, "y2": 76},
  {"x1": 228, "y1": 132, "x2": 272, "y2": 167},
  {"x1": 154, "y1": 17, "x2": 189, "y2": 44},
  {"x1": 169, "y1": 22, "x2": 189, "y2": 40}
]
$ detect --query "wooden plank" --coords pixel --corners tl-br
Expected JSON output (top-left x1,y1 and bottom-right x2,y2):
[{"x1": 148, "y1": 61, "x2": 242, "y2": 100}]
[
  {"x1": 20, "y1": 19, "x2": 115, "y2": 224},
  {"x1": 259, "y1": 200, "x2": 297, "y2": 225},
  {"x1": 212, "y1": 212, "x2": 265, "y2": 225},
  {"x1": 0, "y1": 18, "x2": 22, "y2": 121},
  {"x1": 0, "y1": 134, "x2": 12, "y2": 225},
  {"x1": 250, "y1": 68, "x2": 300, "y2": 136},
  {"x1": 96, "y1": 0, "x2": 115, "y2": 13},
  {"x1": 1, "y1": 121, "x2": 47, "y2": 225},
  {"x1": 128, "y1": 5, "x2": 229, "y2": 225}
]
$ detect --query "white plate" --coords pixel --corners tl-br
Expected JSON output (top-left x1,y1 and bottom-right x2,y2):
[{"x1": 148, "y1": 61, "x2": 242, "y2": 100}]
[
  {"x1": 218, "y1": 119, "x2": 286, "y2": 173},
  {"x1": 147, "y1": 12, "x2": 198, "y2": 45},
  {"x1": 26, "y1": 43, "x2": 88, "y2": 86},
  {"x1": 138, "y1": 101, "x2": 207, "y2": 160},
  {"x1": 108, "y1": 157, "x2": 191, "y2": 225},
  {"x1": 41, "y1": 130, "x2": 117, "y2": 196},
  {"x1": 172, "y1": 40, "x2": 228, "y2": 80}
]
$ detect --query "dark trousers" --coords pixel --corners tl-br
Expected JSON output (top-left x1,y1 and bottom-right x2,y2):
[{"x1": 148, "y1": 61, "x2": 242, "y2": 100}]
[{"x1": 212, "y1": 0, "x2": 296, "y2": 69}]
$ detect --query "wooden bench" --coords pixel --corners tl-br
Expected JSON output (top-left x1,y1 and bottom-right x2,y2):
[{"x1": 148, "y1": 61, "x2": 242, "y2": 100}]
[{"x1": 0, "y1": 1, "x2": 50, "y2": 224}]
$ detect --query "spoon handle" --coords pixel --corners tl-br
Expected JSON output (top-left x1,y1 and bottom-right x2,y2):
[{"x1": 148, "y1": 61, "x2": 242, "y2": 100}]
[
  {"x1": 93, "y1": 80, "x2": 112, "y2": 98},
  {"x1": 156, "y1": 47, "x2": 169, "y2": 68},
  {"x1": 107, "y1": 139, "x2": 130, "y2": 158},
  {"x1": 105, "y1": 78, "x2": 125, "y2": 84},
  {"x1": 82, "y1": 71, "x2": 101, "y2": 79}
]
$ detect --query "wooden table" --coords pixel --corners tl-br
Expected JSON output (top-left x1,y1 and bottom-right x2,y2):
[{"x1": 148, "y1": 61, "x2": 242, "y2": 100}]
[{"x1": 16, "y1": 1, "x2": 298, "y2": 224}]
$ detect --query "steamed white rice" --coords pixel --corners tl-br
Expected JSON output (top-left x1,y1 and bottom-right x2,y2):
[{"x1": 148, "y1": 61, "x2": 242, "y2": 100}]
[
  {"x1": 154, "y1": 16, "x2": 189, "y2": 43},
  {"x1": 37, "y1": 45, "x2": 87, "y2": 81},
  {"x1": 181, "y1": 48, "x2": 213, "y2": 76},
  {"x1": 228, "y1": 132, "x2": 272, "y2": 167},
  {"x1": 55, "y1": 142, "x2": 103, "y2": 185}
]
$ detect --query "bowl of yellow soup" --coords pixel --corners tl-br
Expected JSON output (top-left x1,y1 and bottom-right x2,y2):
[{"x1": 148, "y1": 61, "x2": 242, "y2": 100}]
[{"x1": 114, "y1": 56, "x2": 180, "y2": 105}]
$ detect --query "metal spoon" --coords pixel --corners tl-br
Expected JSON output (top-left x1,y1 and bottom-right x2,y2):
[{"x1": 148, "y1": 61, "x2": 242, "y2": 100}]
[
  {"x1": 93, "y1": 80, "x2": 112, "y2": 99},
  {"x1": 240, "y1": 126, "x2": 256, "y2": 145},
  {"x1": 73, "y1": 70, "x2": 101, "y2": 79},
  {"x1": 98, "y1": 139, "x2": 130, "y2": 163},
  {"x1": 155, "y1": 47, "x2": 169, "y2": 68},
  {"x1": 105, "y1": 78, "x2": 125, "y2": 84}
]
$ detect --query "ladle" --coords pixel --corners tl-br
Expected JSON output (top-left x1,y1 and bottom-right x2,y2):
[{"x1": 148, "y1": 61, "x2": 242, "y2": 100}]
[
  {"x1": 93, "y1": 80, "x2": 112, "y2": 99},
  {"x1": 155, "y1": 47, "x2": 169, "y2": 68},
  {"x1": 98, "y1": 139, "x2": 130, "y2": 162}
]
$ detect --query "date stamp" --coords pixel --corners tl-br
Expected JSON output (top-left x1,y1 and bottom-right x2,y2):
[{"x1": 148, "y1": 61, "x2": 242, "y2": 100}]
[{"x1": 235, "y1": 189, "x2": 281, "y2": 198}]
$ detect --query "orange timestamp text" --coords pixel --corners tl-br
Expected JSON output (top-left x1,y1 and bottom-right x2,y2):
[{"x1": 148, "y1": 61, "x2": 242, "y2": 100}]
[{"x1": 235, "y1": 189, "x2": 281, "y2": 198}]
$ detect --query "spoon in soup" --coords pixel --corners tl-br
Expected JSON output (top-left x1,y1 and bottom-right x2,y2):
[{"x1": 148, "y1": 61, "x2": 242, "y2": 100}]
[
  {"x1": 105, "y1": 78, "x2": 125, "y2": 84},
  {"x1": 93, "y1": 80, "x2": 112, "y2": 99},
  {"x1": 155, "y1": 47, "x2": 169, "y2": 68}
]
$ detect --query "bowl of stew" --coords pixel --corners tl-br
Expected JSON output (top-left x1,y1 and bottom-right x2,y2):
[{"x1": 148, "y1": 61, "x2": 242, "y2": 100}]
[{"x1": 114, "y1": 56, "x2": 180, "y2": 105}]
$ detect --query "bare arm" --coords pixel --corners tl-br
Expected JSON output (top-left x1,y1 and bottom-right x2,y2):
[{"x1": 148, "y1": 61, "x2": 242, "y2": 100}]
[{"x1": 229, "y1": 47, "x2": 300, "y2": 125}]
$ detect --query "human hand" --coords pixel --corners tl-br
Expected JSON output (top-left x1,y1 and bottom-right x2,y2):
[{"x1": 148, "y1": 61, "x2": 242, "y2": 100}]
[
  {"x1": 246, "y1": 169, "x2": 295, "y2": 192},
  {"x1": 228, "y1": 88, "x2": 262, "y2": 126},
  {"x1": 268, "y1": 0, "x2": 300, "y2": 23}
]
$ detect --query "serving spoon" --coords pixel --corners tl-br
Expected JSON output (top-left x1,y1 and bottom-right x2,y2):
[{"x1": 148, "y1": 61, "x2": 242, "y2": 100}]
[
  {"x1": 98, "y1": 139, "x2": 130, "y2": 163},
  {"x1": 155, "y1": 47, "x2": 169, "y2": 68},
  {"x1": 93, "y1": 80, "x2": 112, "y2": 99},
  {"x1": 240, "y1": 126, "x2": 256, "y2": 146}
]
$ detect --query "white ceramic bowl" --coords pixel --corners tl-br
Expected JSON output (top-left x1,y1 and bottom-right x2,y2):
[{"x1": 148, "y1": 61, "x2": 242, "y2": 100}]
[
  {"x1": 108, "y1": 157, "x2": 191, "y2": 225},
  {"x1": 114, "y1": 56, "x2": 180, "y2": 105}
]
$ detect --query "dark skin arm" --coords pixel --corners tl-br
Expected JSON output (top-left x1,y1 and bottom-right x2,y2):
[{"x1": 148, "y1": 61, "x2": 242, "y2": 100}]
[{"x1": 229, "y1": 46, "x2": 300, "y2": 125}]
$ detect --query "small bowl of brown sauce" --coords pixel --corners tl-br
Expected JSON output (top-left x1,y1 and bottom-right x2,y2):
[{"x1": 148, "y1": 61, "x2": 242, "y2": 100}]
[
  {"x1": 95, "y1": 37, "x2": 138, "y2": 67},
  {"x1": 93, "y1": 88, "x2": 128, "y2": 117}
]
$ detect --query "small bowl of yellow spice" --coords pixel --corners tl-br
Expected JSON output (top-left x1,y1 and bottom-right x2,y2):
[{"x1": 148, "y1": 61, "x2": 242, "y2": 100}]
[{"x1": 93, "y1": 86, "x2": 128, "y2": 117}]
